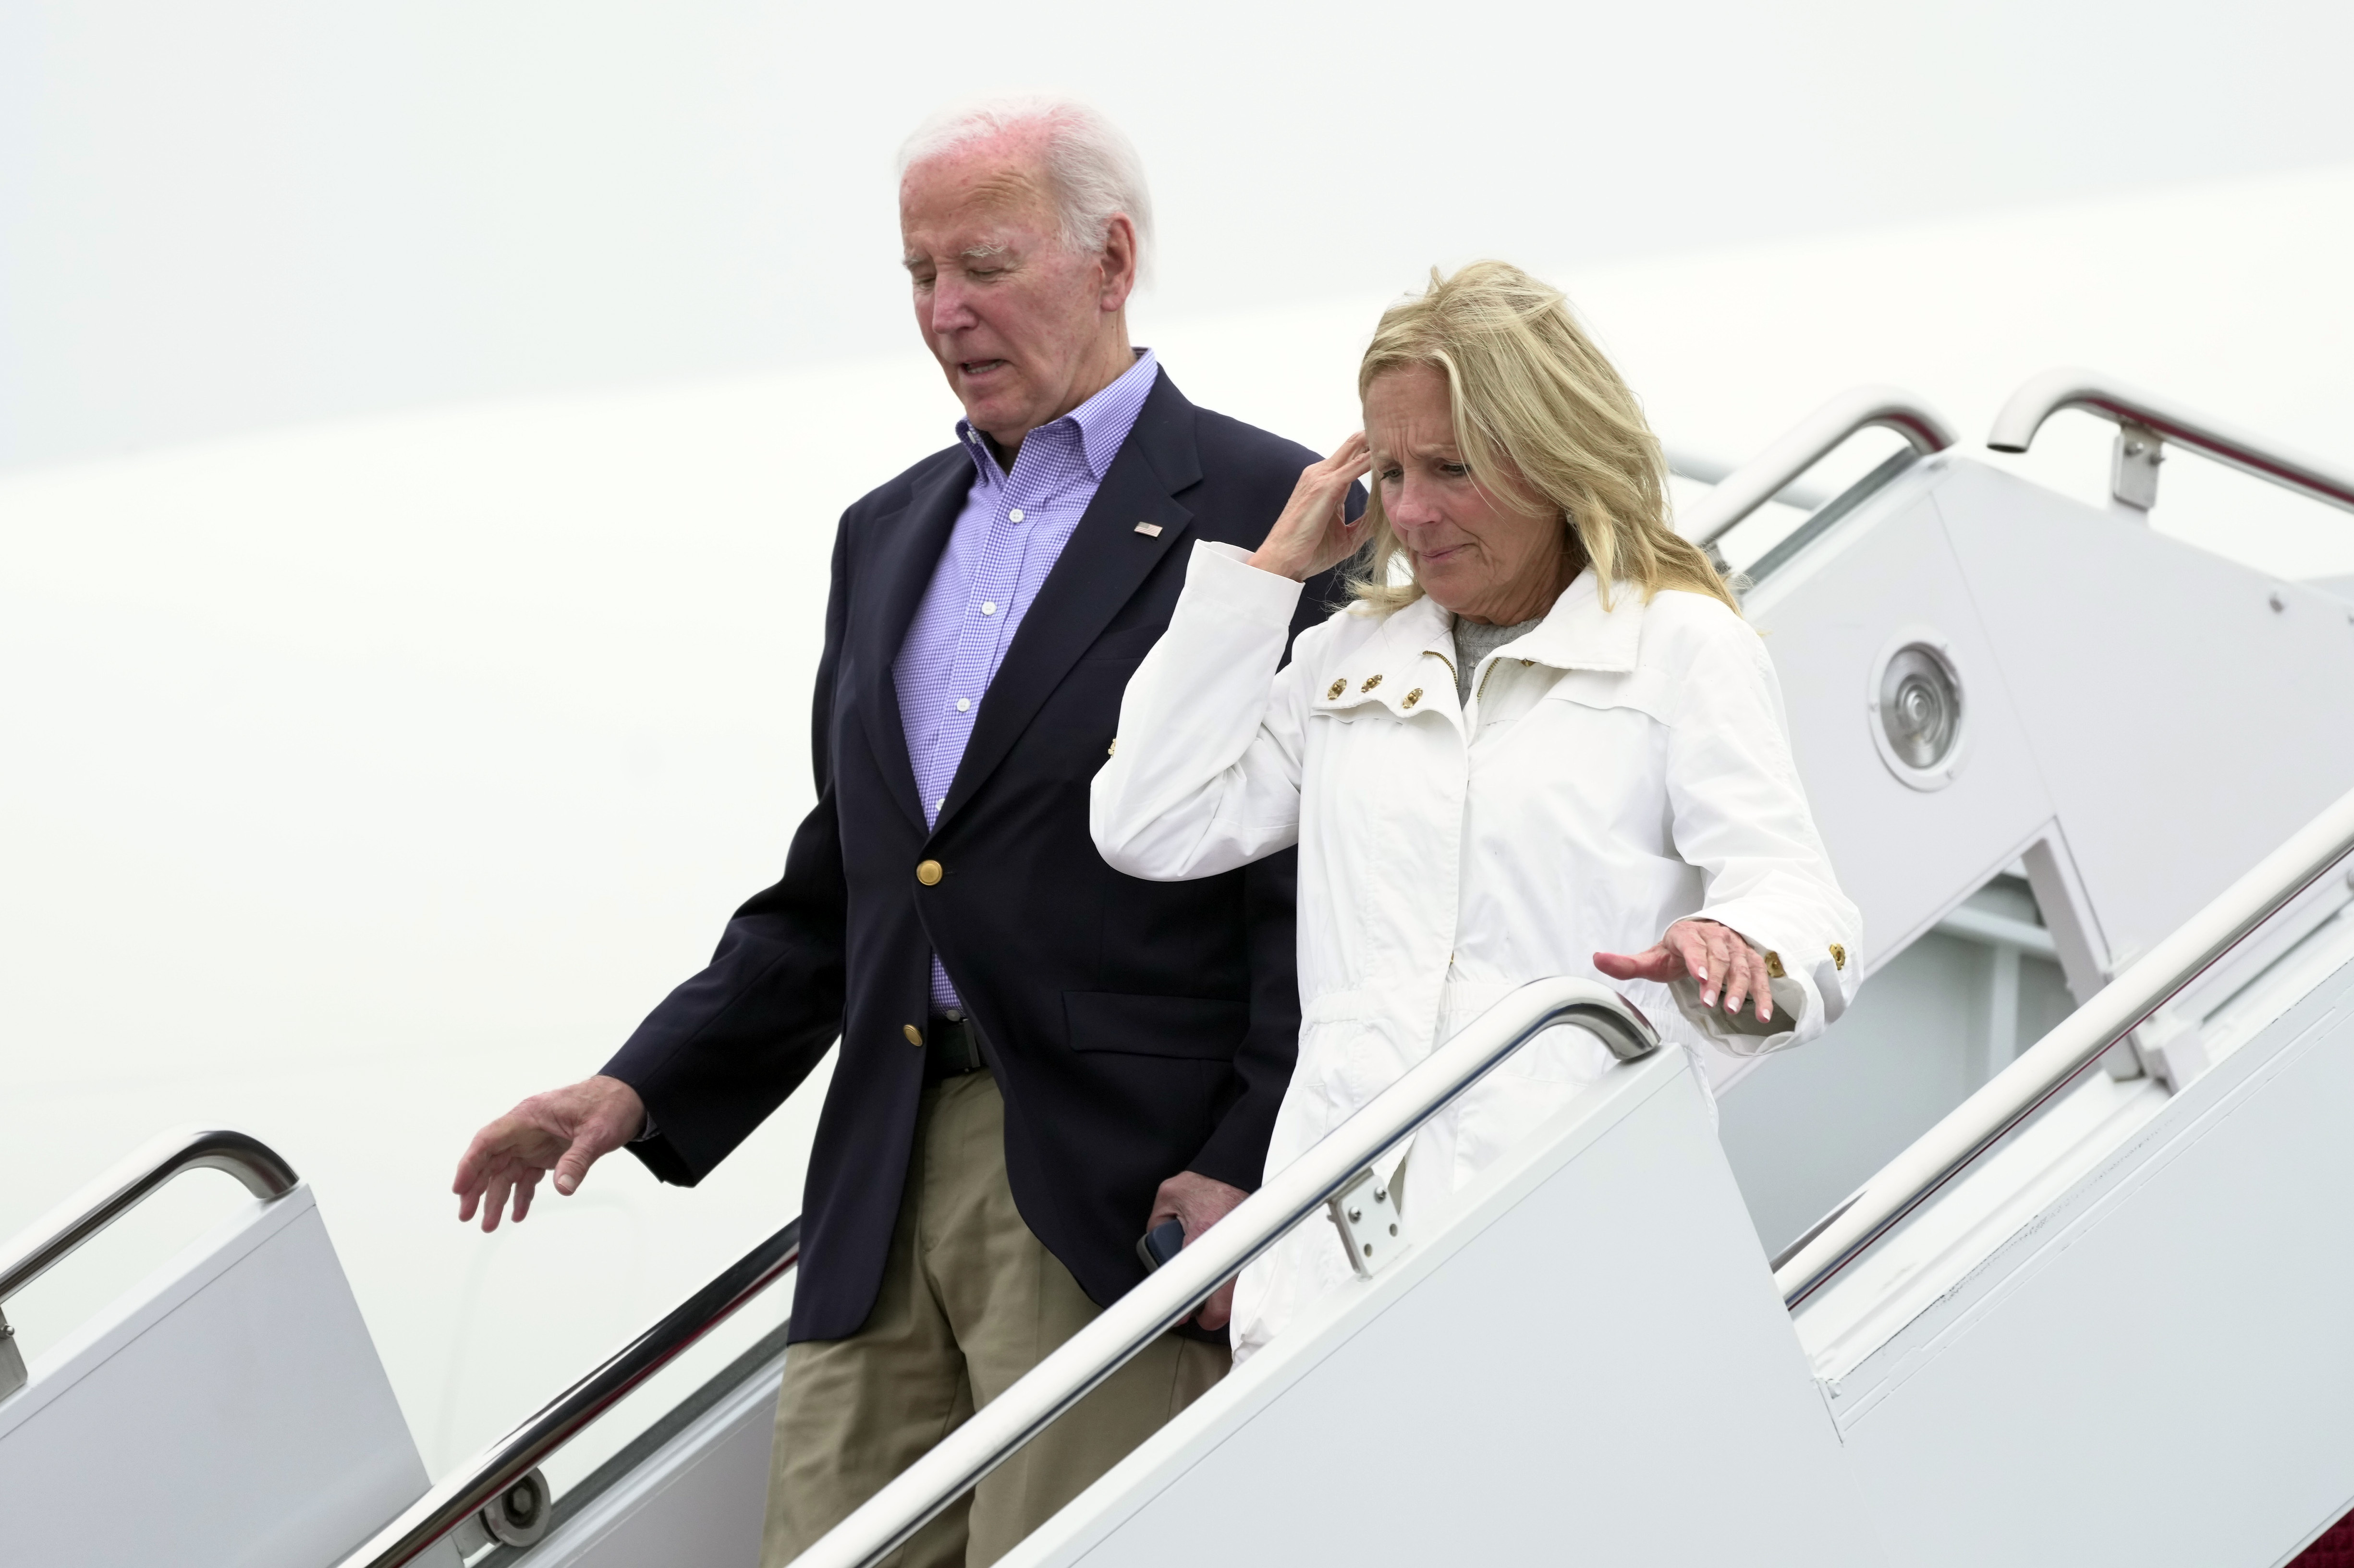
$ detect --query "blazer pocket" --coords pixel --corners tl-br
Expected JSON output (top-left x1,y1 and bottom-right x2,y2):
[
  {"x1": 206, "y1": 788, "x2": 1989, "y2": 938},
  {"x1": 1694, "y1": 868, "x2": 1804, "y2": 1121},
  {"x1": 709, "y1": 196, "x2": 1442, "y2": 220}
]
[{"x1": 1064, "y1": 991, "x2": 1249, "y2": 1060}]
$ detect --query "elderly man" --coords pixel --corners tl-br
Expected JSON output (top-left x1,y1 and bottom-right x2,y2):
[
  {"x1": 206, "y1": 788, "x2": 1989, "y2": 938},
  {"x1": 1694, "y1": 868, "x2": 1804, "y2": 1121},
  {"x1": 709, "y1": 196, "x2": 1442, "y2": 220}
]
[{"x1": 452, "y1": 96, "x2": 1349, "y2": 1567}]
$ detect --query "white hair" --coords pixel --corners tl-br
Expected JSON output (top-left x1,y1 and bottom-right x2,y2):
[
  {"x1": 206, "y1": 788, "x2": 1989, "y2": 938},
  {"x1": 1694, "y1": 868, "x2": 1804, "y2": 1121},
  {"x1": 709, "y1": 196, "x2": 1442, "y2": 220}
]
[{"x1": 898, "y1": 93, "x2": 1154, "y2": 285}]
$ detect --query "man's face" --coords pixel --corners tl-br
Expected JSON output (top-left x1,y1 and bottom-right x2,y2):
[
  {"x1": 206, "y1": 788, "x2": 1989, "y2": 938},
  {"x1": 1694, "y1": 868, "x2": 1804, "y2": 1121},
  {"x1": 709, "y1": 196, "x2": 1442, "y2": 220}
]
[{"x1": 901, "y1": 141, "x2": 1124, "y2": 448}]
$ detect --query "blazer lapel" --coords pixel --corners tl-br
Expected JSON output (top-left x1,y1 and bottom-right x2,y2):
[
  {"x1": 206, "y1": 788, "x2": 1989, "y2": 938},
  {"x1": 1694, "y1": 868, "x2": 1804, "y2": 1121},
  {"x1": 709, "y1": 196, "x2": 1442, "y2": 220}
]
[
  {"x1": 850, "y1": 454, "x2": 974, "y2": 834},
  {"x1": 934, "y1": 372, "x2": 1202, "y2": 828}
]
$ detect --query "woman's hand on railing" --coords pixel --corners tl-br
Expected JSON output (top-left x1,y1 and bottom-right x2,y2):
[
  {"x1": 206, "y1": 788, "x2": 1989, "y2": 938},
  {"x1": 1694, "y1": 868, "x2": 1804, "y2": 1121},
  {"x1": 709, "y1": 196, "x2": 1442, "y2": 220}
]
[
  {"x1": 1147, "y1": 1170, "x2": 1249, "y2": 1329},
  {"x1": 1247, "y1": 432, "x2": 1373, "y2": 582},
  {"x1": 1595, "y1": 919, "x2": 1775, "y2": 1025},
  {"x1": 452, "y1": 1074, "x2": 647, "y2": 1231}
]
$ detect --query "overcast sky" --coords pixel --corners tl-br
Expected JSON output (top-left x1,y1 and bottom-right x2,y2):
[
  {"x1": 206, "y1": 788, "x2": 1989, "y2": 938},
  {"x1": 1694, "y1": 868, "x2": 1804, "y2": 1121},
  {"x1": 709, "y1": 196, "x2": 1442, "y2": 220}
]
[{"x1": 5, "y1": 0, "x2": 2353, "y2": 472}]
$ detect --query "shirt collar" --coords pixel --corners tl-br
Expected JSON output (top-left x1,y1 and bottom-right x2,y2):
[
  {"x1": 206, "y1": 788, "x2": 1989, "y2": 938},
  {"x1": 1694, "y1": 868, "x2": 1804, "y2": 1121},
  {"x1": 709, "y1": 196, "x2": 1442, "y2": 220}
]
[{"x1": 957, "y1": 347, "x2": 1160, "y2": 486}]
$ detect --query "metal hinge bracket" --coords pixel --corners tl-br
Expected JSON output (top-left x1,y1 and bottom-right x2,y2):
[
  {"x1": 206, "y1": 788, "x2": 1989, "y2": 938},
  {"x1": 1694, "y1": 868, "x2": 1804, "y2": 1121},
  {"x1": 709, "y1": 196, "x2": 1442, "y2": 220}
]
[
  {"x1": 1327, "y1": 1167, "x2": 1405, "y2": 1277},
  {"x1": 2130, "y1": 1003, "x2": 2210, "y2": 1091},
  {"x1": 0, "y1": 1309, "x2": 24, "y2": 1400},
  {"x1": 2110, "y1": 422, "x2": 2165, "y2": 513}
]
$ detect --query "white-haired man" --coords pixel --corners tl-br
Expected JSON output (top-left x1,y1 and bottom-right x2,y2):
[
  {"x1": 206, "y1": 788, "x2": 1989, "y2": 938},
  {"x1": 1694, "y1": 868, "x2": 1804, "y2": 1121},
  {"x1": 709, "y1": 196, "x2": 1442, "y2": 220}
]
[{"x1": 452, "y1": 96, "x2": 1354, "y2": 1566}]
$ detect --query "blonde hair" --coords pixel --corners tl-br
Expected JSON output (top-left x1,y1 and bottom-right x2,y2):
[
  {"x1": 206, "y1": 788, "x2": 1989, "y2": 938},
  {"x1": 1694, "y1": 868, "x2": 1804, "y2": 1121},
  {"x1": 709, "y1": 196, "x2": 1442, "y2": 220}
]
[{"x1": 1347, "y1": 261, "x2": 1736, "y2": 615}]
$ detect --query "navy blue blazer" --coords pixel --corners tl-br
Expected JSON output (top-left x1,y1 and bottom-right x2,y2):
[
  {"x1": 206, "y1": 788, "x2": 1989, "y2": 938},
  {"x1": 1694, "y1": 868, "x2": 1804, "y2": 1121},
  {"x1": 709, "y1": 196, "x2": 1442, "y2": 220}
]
[{"x1": 603, "y1": 369, "x2": 1348, "y2": 1343}]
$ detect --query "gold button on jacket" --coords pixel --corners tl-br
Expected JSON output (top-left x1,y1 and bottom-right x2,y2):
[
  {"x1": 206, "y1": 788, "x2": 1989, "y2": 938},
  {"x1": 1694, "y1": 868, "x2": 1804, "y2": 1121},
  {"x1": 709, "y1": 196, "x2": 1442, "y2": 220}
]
[
  {"x1": 915, "y1": 859, "x2": 943, "y2": 886},
  {"x1": 903, "y1": 1023, "x2": 924, "y2": 1046}
]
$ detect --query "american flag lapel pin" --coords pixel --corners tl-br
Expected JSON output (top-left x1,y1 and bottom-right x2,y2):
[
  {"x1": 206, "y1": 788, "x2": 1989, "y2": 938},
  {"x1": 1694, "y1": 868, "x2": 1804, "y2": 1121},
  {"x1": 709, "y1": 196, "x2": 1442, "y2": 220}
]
[{"x1": 1133, "y1": 521, "x2": 1163, "y2": 537}]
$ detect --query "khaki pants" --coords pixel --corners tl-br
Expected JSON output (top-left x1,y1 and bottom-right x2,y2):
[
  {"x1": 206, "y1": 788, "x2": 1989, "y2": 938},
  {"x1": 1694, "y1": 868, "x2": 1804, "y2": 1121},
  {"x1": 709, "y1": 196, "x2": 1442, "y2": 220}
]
[{"x1": 760, "y1": 1072, "x2": 1229, "y2": 1568}]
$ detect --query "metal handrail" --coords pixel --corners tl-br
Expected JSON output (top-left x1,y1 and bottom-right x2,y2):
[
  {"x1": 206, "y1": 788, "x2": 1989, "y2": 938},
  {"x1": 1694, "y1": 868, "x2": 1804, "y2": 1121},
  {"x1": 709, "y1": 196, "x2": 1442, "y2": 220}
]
[
  {"x1": 1665, "y1": 446, "x2": 1830, "y2": 515},
  {"x1": 335, "y1": 1215, "x2": 803, "y2": 1568},
  {"x1": 1987, "y1": 366, "x2": 2354, "y2": 515},
  {"x1": 481, "y1": 1312, "x2": 802, "y2": 1563},
  {"x1": 788, "y1": 977, "x2": 1659, "y2": 1568},
  {"x1": 0, "y1": 1126, "x2": 298, "y2": 1304},
  {"x1": 0, "y1": 1127, "x2": 300, "y2": 1398},
  {"x1": 1675, "y1": 385, "x2": 1958, "y2": 547},
  {"x1": 1775, "y1": 781, "x2": 2354, "y2": 1310}
]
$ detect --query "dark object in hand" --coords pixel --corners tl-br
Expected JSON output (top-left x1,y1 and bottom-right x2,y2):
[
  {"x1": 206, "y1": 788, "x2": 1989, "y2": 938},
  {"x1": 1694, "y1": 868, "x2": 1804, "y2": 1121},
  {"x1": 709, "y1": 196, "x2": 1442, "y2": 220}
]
[{"x1": 1135, "y1": 1217, "x2": 1186, "y2": 1272}]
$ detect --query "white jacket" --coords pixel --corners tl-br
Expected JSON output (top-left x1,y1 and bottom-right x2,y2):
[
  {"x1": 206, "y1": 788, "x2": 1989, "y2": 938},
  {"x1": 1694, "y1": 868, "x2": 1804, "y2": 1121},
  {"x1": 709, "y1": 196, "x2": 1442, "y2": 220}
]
[{"x1": 1091, "y1": 542, "x2": 1862, "y2": 1357}]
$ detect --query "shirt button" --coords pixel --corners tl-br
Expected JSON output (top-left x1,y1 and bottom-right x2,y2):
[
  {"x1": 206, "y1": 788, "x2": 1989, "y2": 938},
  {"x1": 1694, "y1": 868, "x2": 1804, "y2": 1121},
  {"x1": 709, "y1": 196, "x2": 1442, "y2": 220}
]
[
  {"x1": 981, "y1": 601, "x2": 998, "y2": 616},
  {"x1": 955, "y1": 697, "x2": 971, "y2": 712},
  {"x1": 1008, "y1": 508, "x2": 1026, "y2": 523},
  {"x1": 916, "y1": 859, "x2": 943, "y2": 886}
]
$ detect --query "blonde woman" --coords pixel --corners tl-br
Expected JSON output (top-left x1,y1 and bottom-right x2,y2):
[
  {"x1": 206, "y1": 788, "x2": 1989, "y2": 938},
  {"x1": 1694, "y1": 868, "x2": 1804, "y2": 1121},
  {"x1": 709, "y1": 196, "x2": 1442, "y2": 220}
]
[{"x1": 1090, "y1": 261, "x2": 1862, "y2": 1358}]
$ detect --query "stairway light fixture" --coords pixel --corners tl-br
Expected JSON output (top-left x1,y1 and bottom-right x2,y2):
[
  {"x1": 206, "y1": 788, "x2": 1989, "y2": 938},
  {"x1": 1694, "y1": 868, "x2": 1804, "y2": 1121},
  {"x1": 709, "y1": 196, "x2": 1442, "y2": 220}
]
[{"x1": 1869, "y1": 629, "x2": 1970, "y2": 790}]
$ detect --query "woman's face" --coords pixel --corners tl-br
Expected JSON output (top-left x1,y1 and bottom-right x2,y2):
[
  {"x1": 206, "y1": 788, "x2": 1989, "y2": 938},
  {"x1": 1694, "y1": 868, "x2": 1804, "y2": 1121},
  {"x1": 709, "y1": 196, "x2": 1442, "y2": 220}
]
[{"x1": 1366, "y1": 364, "x2": 1573, "y2": 626}]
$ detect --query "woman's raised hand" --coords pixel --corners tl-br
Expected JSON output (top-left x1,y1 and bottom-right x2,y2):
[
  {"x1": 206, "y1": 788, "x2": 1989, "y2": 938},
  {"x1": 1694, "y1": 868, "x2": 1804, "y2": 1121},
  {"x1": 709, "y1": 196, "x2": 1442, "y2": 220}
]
[
  {"x1": 1247, "y1": 431, "x2": 1373, "y2": 582},
  {"x1": 1594, "y1": 918, "x2": 1776, "y2": 1025}
]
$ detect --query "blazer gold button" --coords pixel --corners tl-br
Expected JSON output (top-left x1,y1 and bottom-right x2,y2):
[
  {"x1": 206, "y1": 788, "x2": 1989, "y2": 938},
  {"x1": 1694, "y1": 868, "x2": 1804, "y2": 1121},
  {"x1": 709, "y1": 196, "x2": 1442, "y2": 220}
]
[
  {"x1": 1403, "y1": 687, "x2": 1423, "y2": 709},
  {"x1": 1829, "y1": 943, "x2": 1847, "y2": 970},
  {"x1": 1327, "y1": 679, "x2": 1346, "y2": 700},
  {"x1": 916, "y1": 859, "x2": 943, "y2": 886},
  {"x1": 1361, "y1": 674, "x2": 1383, "y2": 692},
  {"x1": 1764, "y1": 951, "x2": 1786, "y2": 979},
  {"x1": 903, "y1": 1023, "x2": 924, "y2": 1046}
]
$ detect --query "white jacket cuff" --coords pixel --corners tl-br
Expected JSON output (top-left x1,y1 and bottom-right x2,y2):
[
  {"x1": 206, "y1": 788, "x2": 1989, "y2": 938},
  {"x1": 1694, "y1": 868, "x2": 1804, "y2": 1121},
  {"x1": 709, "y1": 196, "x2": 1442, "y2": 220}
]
[
  {"x1": 1189, "y1": 538, "x2": 1309, "y2": 621},
  {"x1": 1668, "y1": 902, "x2": 1860, "y2": 1056}
]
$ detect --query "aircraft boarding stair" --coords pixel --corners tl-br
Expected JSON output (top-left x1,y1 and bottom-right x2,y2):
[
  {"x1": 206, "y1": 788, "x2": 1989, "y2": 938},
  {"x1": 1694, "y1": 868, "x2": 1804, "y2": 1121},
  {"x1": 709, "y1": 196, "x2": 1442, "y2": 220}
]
[{"x1": 6, "y1": 367, "x2": 2354, "y2": 1568}]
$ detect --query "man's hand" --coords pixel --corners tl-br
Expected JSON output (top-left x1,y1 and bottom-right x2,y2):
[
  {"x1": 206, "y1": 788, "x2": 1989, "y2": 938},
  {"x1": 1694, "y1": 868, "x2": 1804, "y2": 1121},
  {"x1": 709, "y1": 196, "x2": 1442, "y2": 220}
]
[
  {"x1": 1594, "y1": 918, "x2": 1776, "y2": 1025},
  {"x1": 452, "y1": 1075, "x2": 647, "y2": 1232},
  {"x1": 1149, "y1": 1169, "x2": 1250, "y2": 1331}
]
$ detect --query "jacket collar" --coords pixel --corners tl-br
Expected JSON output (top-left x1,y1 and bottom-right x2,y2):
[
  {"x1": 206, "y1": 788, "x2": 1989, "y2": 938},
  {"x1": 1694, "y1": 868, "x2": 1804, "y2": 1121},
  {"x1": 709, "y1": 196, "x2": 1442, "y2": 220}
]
[
  {"x1": 850, "y1": 364, "x2": 1202, "y2": 838},
  {"x1": 930, "y1": 365, "x2": 1202, "y2": 831},
  {"x1": 1311, "y1": 569, "x2": 1644, "y2": 721},
  {"x1": 1501, "y1": 570, "x2": 1643, "y2": 674},
  {"x1": 854, "y1": 455, "x2": 980, "y2": 832}
]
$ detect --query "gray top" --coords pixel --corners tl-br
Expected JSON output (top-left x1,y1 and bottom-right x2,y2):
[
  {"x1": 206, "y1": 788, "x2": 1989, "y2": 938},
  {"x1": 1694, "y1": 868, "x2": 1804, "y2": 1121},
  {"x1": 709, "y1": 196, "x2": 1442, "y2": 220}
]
[{"x1": 1451, "y1": 613, "x2": 1547, "y2": 704}]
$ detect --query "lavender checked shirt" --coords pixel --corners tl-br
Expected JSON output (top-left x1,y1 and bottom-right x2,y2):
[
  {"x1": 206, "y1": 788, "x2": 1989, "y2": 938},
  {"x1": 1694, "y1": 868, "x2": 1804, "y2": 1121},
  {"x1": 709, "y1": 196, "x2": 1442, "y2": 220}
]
[{"x1": 895, "y1": 348, "x2": 1161, "y2": 1011}]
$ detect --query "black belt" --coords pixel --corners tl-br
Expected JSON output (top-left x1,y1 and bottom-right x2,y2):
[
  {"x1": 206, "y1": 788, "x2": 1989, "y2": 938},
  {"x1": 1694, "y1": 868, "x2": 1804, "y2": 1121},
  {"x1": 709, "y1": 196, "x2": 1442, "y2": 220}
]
[{"x1": 923, "y1": 1011, "x2": 989, "y2": 1083}]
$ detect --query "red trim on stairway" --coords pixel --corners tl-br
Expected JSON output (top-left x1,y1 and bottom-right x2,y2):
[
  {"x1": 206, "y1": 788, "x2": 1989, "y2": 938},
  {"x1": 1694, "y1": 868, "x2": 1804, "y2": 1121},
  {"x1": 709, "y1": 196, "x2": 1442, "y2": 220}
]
[{"x1": 2294, "y1": 1509, "x2": 2354, "y2": 1566}]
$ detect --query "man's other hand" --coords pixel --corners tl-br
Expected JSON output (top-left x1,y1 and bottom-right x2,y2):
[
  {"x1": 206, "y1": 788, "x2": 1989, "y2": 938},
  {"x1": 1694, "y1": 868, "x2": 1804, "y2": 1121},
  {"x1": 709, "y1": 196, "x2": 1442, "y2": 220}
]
[
  {"x1": 1148, "y1": 1170, "x2": 1249, "y2": 1331},
  {"x1": 452, "y1": 1075, "x2": 647, "y2": 1232}
]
